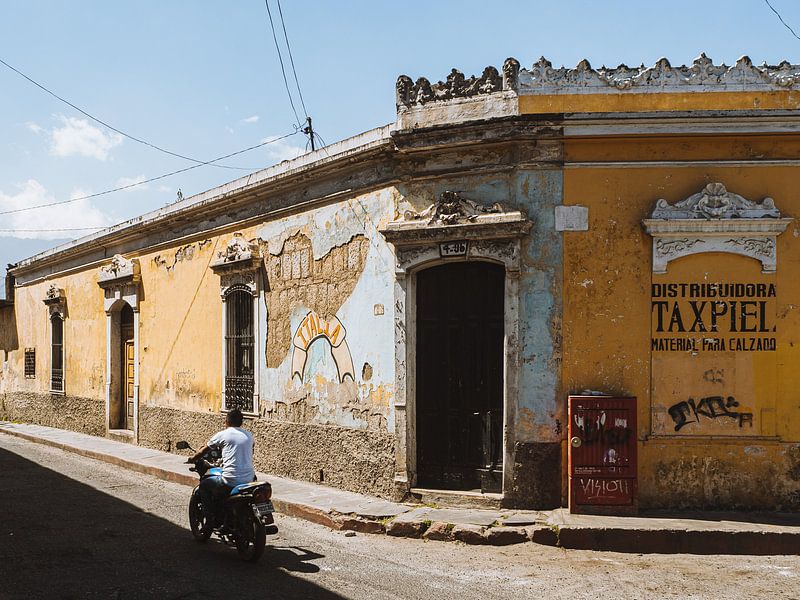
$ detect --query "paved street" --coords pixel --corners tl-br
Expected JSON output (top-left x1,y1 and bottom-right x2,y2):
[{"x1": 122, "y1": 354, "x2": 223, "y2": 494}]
[{"x1": 1, "y1": 435, "x2": 798, "y2": 600}]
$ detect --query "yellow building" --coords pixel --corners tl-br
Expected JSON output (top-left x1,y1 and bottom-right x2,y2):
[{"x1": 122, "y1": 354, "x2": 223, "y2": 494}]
[{"x1": 2, "y1": 54, "x2": 799, "y2": 510}]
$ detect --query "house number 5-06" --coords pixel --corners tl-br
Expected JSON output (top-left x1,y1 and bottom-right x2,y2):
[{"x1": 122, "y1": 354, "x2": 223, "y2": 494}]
[{"x1": 440, "y1": 240, "x2": 468, "y2": 257}]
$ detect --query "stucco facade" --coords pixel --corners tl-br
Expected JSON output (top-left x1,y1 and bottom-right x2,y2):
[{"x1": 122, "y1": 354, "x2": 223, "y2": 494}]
[{"x1": 2, "y1": 54, "x2": 800, "y2": 510}]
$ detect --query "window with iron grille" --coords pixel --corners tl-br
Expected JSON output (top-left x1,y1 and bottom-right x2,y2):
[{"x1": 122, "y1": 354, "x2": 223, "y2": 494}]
[
  {"x1": 51, "y1": 313, "x2": 64, "y2": 393},
  {"x1": 24, "y1": 348, "x2": 35, "y2": 379},
  {"x1": 224, "y1": 289, "x2": 254, "y2": 412}
]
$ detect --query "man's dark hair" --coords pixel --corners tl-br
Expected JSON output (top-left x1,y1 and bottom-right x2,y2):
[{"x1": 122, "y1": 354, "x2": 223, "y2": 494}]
[{"x1": 226, "y1": 408, "x2": 244, "y2": 427}]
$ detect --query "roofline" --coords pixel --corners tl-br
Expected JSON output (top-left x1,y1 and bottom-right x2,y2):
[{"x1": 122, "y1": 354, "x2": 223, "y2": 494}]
[{"x1": 9, "y1": 124, "x2": 395, "y2": 274}]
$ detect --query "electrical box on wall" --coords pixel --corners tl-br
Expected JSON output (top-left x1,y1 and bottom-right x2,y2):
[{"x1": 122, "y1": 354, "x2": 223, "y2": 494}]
[{"x1": 568, "y1": 395, "x2": 637, "y2": 515}]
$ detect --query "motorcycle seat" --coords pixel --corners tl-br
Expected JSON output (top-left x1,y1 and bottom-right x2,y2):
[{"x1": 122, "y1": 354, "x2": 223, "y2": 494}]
[{"x1": 228, "y1": 481, "x2": 263, "y2": 496}]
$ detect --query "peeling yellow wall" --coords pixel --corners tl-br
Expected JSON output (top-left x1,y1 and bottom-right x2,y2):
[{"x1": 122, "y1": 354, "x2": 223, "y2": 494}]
[
  {"x1": 139, "y1": 236, "x2": 222, "y2": 412},
  {"x1": 1, "y1": 187, "x2": 397, "y2": 433},
  {"x1": 562, "y1": 135, "x2": 800, "y2": 508},
  {"x1": 1, "y1": 274, "x2": 107, "y2": 399}
]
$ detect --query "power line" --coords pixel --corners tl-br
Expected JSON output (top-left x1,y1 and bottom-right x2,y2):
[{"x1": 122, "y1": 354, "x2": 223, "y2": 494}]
[
  {"x1": 264, "y1": 0, "x2": 303, "y2": 127},
  {"x1": 764, "y1": 0, "x2": 800, "y2": 41},
  {"x1": 0, "y1": 56, "x2": 252, "y2": 171},
  {"x1": 0, "y1": 131, "x2": 300, "y2": 217},
  {"x1": 0, "y1": 227, "x2": 102, "y2": 233},
  {"x1": 276, "y1": 0, "x2": 309, "y2": 118}
]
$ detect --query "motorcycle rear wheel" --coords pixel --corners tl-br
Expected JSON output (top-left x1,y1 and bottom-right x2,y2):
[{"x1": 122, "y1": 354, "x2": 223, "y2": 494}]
[
  {"x1": 189, "y1": 488, "x2": 212, "y2": 543},
  {"x1": 236, "y1": 511, "x2": 266, "y2": 562}
]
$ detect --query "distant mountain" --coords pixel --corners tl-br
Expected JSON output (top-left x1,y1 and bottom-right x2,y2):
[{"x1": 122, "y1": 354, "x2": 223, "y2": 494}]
[{"x1": 0, "y1": 237, "x2": 70, "y2": 299}]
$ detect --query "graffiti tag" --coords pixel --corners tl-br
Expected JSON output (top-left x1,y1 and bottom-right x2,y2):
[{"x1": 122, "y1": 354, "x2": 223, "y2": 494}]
[
  {"x1": 576, "y1": 477, "x2": 632, "y2": 503},
  {"x1": 667, "y1": 395, "x2": 753, "y2": 431},
  {"x1": 573, "y1": 411, "x2": 632, "y2": 447}
]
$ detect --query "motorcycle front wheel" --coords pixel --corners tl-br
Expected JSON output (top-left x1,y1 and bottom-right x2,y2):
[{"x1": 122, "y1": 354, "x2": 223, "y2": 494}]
[
  {"x1": 188, "y1": 488, "x2": 212, "y2": 543},
  {"x1": 236, "y1": 510, "x2": 266, "y2": 562}
]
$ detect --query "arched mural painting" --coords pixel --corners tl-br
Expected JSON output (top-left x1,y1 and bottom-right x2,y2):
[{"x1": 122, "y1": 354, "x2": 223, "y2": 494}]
[{"x1": 291, "y1": 311, "x2": 355, "y2": 383}]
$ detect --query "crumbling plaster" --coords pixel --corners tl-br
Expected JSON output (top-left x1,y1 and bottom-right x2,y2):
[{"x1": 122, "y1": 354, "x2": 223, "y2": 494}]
[{"x1": 257, "y1": 188, "x2": 397, "y2": 433}]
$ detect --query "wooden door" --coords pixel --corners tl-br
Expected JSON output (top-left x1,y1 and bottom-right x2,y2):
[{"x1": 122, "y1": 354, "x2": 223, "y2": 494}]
[
  {"x1": 124, "y1": 339, "x2": 134, "y2": 430},
  {"x1": 416, "y1": 261, "x2": 505, "y2": 492}
]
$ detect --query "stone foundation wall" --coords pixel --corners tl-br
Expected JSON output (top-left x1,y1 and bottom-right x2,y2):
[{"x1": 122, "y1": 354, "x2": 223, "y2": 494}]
[
  {"x1": 639, "y1": 443, "x2": 800, "y2": 511},
  {"x1": 139, "y1": 405, "x2": 397, "y2": 499},
  {"x1": 506, "y1": 441, "x2": 562, "y2": 509},
  {"x1": 0, "y1": 392, "x2": 105, "y2": 436}
]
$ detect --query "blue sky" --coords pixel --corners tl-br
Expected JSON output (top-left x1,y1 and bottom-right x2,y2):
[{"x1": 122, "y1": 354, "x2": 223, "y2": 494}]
[{"x1": 1, "y1": 0, "x2": 800, "y2": 286}]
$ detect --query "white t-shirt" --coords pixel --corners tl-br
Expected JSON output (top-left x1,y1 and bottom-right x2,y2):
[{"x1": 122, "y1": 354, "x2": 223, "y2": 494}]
[{"x1": 208, "y1": 426, "x2": 255, "y2": 486}]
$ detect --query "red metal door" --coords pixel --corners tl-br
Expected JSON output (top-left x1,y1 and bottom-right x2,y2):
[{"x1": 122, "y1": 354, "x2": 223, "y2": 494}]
[{"x1": 568, "y1": 396, "x2": 637, "y2": 514}]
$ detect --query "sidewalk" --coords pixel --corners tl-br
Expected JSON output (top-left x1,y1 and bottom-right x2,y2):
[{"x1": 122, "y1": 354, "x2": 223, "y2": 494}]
[{"x1": 2, "y1": 421, "x2": 798, "y2": 554}]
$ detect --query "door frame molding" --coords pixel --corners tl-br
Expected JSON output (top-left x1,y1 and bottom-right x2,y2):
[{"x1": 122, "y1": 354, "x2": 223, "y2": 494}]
[
  {"x1": 98, "y1": 255, "x2": 141, "y2": 442},
  {"x1": 388, "y1": 235, "x2": 526, "y2": 498}
]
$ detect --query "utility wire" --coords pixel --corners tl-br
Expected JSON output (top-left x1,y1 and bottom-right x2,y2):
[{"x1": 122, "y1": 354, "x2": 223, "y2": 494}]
[
  {"x1": 0, "y1": 56, "x2": 252, "y2": 171},
  {"x1": 276, "y1": 0, "x2": 309, "y2": 118},
  {"x1": 0, "y1": 227, "x2": 102, "y2": 233},
  {"x1": 764, "y1": 0, "x2": 800, "y2": 41},
  {"x1": 264, "y1": 0, "x2": 303, "y2": 127},
  {"x1": 0, "y1": 131, "x2": 300, "y2": 217}
]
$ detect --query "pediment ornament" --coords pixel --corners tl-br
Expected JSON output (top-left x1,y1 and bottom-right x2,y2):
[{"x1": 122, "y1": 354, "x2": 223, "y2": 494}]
[
  {"x1": 403, "y1": 191, "x2": 505, "y2": 226},
  {"x1": 642, "y1": 183, "x2": 792, "y2": 273},
  {"x1": 212, "y1": 233, "x2": 257, "y2": 267},
  {"x1": 98, "y1": 254, "x2": 140, "y2": 285}
]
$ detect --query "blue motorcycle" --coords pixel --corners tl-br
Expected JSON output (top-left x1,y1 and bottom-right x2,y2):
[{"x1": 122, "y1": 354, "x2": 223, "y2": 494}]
[{"x1": 176, "y1": 441, "x2": 277, "y2": 562}]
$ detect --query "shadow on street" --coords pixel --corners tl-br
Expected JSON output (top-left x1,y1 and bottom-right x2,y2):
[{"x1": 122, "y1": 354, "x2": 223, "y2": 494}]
[{"x1": 0, "y1": 447, "x2": 346, "y2": 599}]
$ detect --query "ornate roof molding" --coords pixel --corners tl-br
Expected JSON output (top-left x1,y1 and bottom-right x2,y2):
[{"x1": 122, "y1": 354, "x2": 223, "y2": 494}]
[
  {"x1": 396, "y1": 58, "x2": 519, "y2": 108},
  {"x1": 397, "y1": 54, "x2": 800, "y2": 108},
  {"x1": 519, "y1": 53, "x2": 800, "y2": 95},
  {"x1": 381, "y1": 191, "x2": 530, "y2": 246},
  {"x1": 98, "y1": 254, "x2": 140, "y2": 287},
  {"x1": 642, "y1": 183, "x2": 793, "y2": 274}
]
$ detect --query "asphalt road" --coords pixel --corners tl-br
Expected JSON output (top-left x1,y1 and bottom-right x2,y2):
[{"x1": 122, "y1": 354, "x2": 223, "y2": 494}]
[{"x1": 1, "y1": 434, "x2": 798, "y2": 600}]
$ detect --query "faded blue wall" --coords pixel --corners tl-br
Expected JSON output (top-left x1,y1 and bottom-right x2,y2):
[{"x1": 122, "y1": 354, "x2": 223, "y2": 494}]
[
  {"x1": 515, "y1": 169, "x2": 563, "y2": 444},
  {"x1": 404, "y1": 169, "x2": 564, "y2": 445}
]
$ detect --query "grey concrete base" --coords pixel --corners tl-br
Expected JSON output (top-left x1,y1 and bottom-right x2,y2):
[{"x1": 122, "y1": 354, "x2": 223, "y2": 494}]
[
  {"x1": 138, "y1": 405, "x2": 397, "y2": 500},
  {"x1": 0, "y1": 392, "x2": 104, "y2": 436}
]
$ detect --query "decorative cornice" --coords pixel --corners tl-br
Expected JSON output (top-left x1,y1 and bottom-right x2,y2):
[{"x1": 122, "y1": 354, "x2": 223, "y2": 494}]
[
  {"x1": 43, "y1": 283, "x2": 65, "y2": 305},
  {"x1": 642, "y1": 183, "x2": 793, "y2": 273},
  {"x1": 210, "y1": 234, "x2": 260, "y2": 275},
  {"x1": 398, "y1": 54, "x2": 800, "y2": 108},
  {"x1": 381, "y1": 191, "x2": 530, "y2": 246},
  {"x1": 97, "y1": 254, "x2": 140, "y2": 287}
]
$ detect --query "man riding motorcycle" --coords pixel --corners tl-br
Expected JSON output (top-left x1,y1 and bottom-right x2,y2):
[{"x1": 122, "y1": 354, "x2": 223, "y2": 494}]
[{"x1": 191, "y1": 408, "x2": 255, "y2": 523}]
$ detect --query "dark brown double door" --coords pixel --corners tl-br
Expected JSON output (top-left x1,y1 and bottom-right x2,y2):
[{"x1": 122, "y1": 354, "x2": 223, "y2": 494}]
[{"x1": 416, "y1": 261, "x2": 504, "y2": 492}]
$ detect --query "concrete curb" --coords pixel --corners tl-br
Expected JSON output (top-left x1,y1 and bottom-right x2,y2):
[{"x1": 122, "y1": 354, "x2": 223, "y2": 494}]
[
  {"x1": 0, "y1": 425, "x2": 198, "y2": 487},
  {"x1": 3, "y1": 425, "x2": 799, "y2": 554}
]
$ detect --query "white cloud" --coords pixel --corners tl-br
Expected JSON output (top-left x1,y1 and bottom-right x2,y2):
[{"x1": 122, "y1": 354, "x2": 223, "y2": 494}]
[
  {"x1": 115, "y1": 175, "x2": 148, "y2": 191},
  {"x1": 50, "y1": 115, "x2": 123, "y2": 161},
  {"x1": 157, "y1": 185, "x2": 172, "y2": 192},
  {"x1": 0, "y1": 179, "x2": 113, "y2": 240},
  {"x1": 260, "y1": 135, "x2": 306, "y2": 164},
  {"x1": 26, "y1": 122, "x2": 44, "y2": 135},
  {"x1": 241, "y1": 115, "x2": 259, "y2": 124}
]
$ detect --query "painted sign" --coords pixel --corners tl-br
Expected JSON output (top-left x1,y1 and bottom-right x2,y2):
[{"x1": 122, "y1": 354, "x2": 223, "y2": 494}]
[
  {"x1": 651, "y1": 282, "x2": 776, "y2": 352},
  {"x1": 291, "y1": 311, "x2": 355, "y2": 383}
]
